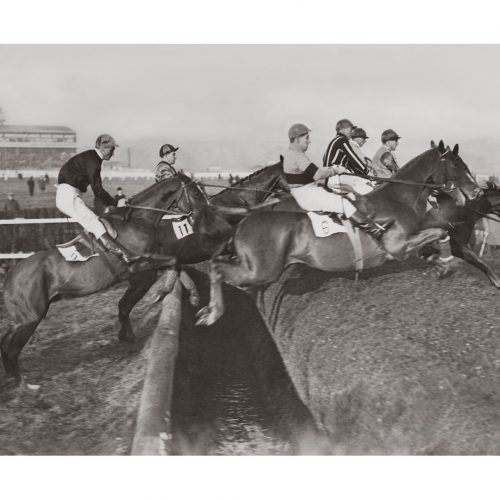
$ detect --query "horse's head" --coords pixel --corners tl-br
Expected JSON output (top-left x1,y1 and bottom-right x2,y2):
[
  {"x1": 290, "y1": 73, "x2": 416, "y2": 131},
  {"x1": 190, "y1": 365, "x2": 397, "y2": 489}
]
[
  {"x1": 171, "y1": 173, "x2": 209, "y2": 214},
  {"x1": 430, "y1": 140, "x2": 483, "y2": 206},
  {"x1": 209, "y1": 160, "x2": 287, "y2": 207},
  {"x1": 129, "y1": 173, "x2": 208, "y2": 220}
]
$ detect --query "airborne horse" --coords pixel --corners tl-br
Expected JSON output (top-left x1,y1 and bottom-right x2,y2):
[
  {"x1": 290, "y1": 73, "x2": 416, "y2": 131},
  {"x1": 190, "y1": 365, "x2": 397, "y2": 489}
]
[
  {"x1": 116, "y1": 162, "x2": 288, "y2": 341},
  {"x1": 193, "y1": 142, "x2": 482, "y2": 326},
  {"x1": 419, "y1": 184, "x2": 500, "y2": 288},
  {"x1": 1, "y1": 174, "x2": 207, "y2": 386}
]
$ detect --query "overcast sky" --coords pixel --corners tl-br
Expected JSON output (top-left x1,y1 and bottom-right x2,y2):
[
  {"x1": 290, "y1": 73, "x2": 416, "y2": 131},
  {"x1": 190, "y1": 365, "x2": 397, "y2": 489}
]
[{"x1": 1, "y1": 44, "x2": 500, "y2": 160}]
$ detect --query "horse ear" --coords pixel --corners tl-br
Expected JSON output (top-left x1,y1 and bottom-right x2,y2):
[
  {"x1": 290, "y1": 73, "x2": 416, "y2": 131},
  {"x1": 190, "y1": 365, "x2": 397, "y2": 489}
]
[
  {"x1": 453, "y1": 144, "x2": 459, "y2": 155},
  {"x1": 438, "y1": 140, "x2": 445, "y2": 154},
  {"x1": 430, "y1": 140, "x2": 437, "y2": 148}
]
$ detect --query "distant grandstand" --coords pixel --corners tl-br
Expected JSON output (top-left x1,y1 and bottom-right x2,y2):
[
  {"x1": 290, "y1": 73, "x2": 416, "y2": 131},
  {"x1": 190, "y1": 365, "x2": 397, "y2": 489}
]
[{"x1": 0, "y1": 108, "x2": 77, "y2": 170}]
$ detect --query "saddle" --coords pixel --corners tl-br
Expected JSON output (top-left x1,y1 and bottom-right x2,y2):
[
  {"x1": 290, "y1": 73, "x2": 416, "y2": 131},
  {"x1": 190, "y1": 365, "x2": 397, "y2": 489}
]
[
  {"x1": 56, "y1": 219, "x2": 117, "y2": 262},
  {"x1": 306, "y1": 211, "x2": 365, "y2": 274}
]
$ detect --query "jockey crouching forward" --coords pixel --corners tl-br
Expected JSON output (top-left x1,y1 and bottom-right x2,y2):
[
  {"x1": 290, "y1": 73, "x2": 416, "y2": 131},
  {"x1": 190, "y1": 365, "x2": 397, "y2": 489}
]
[
  {"x1": 284, "y1": 123, "x2": 391, "y2": 239},
  {"x1": 56, "y1": 134, "x2": 140, "y2": 264}
]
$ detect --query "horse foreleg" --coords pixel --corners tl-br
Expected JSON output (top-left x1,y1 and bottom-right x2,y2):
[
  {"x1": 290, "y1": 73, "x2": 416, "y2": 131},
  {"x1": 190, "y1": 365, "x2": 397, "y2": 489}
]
[
  {"x1": 118, "y1": 270, "x2": 158, "y2": 342},
  {"x1": 179, "y1": 270, "x2": 200, "y2": 307},
  {"x1": 403, "y1": 228, "x2": 459, "y2": 278},
  {"x1": 458, "y1": 245, "x2": 500, "y2": 289},
  {"x1": 403, "y1": 228, "x2": 447, "y2": 254},
  {"x1": 195, "y1": 264, "x2": 224, "y2": 327}
]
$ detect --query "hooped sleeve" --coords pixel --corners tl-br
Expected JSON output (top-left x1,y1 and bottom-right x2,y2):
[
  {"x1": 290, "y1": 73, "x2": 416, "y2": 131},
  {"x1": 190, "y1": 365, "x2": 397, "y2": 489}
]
[{"x1": 284, "y1": 163, "x2": 318, "y2": 185}]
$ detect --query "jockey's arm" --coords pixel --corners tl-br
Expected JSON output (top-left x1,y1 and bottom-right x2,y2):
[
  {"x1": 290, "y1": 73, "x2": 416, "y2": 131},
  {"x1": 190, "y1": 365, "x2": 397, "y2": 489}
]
[
  {"x1": 90, "y1": 166, "x2": 115, "y2": 207},
  {"x1": 312, "y1": 164, "x2": 334, "y2": 181},
  {"x1": 285, "y1": 163, "x2": 322, "y2": 184},
  {"x1": 342, "y1": 140, "x2": 369, "y2": 176},
  {"x1": 380, "y1": 152, "x2": 398, "y2": 173}
]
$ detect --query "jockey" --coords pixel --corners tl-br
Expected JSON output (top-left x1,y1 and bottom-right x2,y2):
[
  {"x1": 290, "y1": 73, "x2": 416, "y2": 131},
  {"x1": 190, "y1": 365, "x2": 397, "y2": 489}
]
[
  {"x1": 323, "y1": 119, "x2": 375, "y2": 195},
  {"x1": 283, "y1": 123, "x2": 391, "y2": 239},
  {"x1": 56, "y1": 134, "x2": 140, "y2": 264},
  {"x1": 349, "y1": 127, "x2": 373, "y2": 171},
  {"x1": 155, "y1": 143, "x2": 179, "y2": 182},
  {"x1": 372, "y1": 129, "x2": 400, "y2": 178}
]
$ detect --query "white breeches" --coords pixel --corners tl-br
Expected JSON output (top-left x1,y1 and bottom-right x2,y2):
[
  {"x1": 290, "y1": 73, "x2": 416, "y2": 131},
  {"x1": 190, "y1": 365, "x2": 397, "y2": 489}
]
[
  {"x1": 56, "y1": 184, "x2": 107, "y2": 238},
  {"x1": 327, "y1": 174, "x2": 374, "y2": 195},
  {"x1": 291, "y1": 184, "x2": 357, "y2": 218}
]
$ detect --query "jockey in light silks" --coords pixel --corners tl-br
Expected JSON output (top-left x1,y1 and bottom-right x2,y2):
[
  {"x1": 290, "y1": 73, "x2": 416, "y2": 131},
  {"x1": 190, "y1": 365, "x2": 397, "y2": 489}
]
[
  {"x1": 323, "y1": 119, "x2": 377, "y2": 196},
  {"x1": 283, "y1": 123, "x2": 392, "y2": 239},
  {"x1": 56, "y1": 134, "x2": 140, "y2": 264}
]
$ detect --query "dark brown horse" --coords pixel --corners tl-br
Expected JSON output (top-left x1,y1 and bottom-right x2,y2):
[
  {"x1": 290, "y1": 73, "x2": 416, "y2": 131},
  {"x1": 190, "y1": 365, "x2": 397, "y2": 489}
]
[
  {"x1": 419, "y1": 184, "x2": 500, "y2": 288},
  {"x1": 115, "y1": 162, "x2": 288, "y2": 341},
  {"x1": 193, "y1": 141, "x2": 482, "y2": 326},
  {"x1": 1, "y1": 174, "x2": 207, "y2": 387}
]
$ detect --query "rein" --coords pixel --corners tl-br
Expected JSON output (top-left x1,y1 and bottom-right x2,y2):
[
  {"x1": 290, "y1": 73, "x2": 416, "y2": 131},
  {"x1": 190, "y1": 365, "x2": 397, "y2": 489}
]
[
  {"x1": 125, "y1": 204, "x2": 191, "y2": 216},
  {"x1": 463, "y1": 205, "x2": 500, "y2": 224},
  {"x1": 125, "y1": 178, "x2": 201, "y2": 220},
  {"x1": 199, "y1": 183, "x2": 280, "y2": 196},
  {"x1": 341, "y1": 172, "x2": 452, "y2": 191}
]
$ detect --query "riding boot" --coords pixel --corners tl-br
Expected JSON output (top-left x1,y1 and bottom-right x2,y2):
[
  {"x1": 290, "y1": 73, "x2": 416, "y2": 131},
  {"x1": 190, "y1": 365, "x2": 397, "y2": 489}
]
[
  {"x1": 98, "y1": 233, "x2": 141, "y2": 264},
  {"x1": 349, "y1": 210, "x2": 394, "y2": 240}
]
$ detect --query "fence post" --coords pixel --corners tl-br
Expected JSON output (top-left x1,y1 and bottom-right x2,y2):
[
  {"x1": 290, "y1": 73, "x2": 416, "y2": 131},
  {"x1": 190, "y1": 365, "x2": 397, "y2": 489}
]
[{"x1": 131, "y1": 272, "x2": 182, "y2": 455}]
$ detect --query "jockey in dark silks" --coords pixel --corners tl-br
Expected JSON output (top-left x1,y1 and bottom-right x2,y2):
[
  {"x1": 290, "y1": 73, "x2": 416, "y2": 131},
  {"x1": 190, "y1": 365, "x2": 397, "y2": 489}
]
[
  {"x1": 283, "y1": 123, "x2": 392, "y2": 239},
  {"x1": 56, "y1": 134, "x2": 140, "y2": 264}
]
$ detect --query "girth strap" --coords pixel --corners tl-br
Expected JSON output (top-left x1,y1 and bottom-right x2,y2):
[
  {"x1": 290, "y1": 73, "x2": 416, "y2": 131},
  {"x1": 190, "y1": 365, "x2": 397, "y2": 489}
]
[{"x1": 342, "y1": 219, "x2": 364, "y2": 274}]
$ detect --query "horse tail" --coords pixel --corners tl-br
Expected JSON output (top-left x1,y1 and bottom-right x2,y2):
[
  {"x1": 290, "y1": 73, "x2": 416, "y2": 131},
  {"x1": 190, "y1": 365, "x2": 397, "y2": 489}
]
[{"x1": 193, "y1": 205, "x2": 233, "y2": 254}]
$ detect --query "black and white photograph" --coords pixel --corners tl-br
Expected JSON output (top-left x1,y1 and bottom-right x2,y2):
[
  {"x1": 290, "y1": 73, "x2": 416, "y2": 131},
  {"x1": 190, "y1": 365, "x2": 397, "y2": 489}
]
[{"x1": 1, "y1": 2, "x2": 500, "y2": 499}]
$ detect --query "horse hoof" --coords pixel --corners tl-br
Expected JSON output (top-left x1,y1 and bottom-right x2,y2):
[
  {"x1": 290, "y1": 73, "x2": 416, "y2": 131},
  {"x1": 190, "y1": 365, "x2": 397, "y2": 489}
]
[
  {"x1": 189, "y1": 293, "x2": 200, "y2": 308},
  {"x1": 18, "y1": 379, "x2": 41, "y2": 392},
  {"x1": 437, "y1": 265, "x2": 456, "y2": 279},
  {"x1": 438, "y1": 270, "x2": 455, "y2": 280},
  {"x1": 195, "y1": 317, "x2": 207, "y2": 327},
  {"x1": 195, "y1": 307, "x2": 212, "y2": 326},
  {"x1": 118, "y1": 330, "x2": 136, "y2": 343},
  {"x1": 195, "y1": 306, "x2": 208, "y2": 318}
]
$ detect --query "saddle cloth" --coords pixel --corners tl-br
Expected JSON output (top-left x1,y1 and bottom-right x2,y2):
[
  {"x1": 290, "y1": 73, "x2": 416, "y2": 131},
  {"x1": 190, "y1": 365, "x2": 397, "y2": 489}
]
[
  {"x1": 161, "y1": 213, "x2": 194, "y2": 240},
  {"x1": 306, "y1": 212, "x2": 364, "y2": 272},
  {"x1": 56, "y1": 219, "x2": 117, "y2": 262},
  {"x1": 306, "y1": 212, "x2": 347, "y2": 237}
]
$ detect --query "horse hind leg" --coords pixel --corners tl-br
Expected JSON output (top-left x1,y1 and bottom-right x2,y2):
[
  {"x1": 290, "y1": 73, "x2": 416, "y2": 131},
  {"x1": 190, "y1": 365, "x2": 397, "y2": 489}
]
[{"x1": 1, "y1": 320, "x2": 41, "y2": 387}]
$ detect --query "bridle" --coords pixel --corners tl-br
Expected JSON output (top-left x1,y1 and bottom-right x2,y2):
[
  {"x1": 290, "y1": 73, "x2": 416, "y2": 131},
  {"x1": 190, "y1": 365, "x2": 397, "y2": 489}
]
[{"x1": 126, "y1": 177, "x2": 206, "y2": 219}]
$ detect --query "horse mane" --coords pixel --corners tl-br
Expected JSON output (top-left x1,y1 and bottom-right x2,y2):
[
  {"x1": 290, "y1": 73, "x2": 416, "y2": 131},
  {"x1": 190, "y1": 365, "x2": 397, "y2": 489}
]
[
  {"x1": 211, "y1": 161, "x2": 282, "y2": 199},
  {"x1": 393, "y1": 148, "x2": 435, "y2": 178},
  {"x1": 129, "y1": 173, "x2": 188, "y2": 204}
]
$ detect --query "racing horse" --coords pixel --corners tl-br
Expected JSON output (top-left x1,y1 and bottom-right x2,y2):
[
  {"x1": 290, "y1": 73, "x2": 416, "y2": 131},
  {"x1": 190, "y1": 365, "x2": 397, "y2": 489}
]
[
  {"x1": 115, "y1": 162, "x2": 288, "y2": 342},
  {"x1": 1, "y1": 174, "x2": 208, "y2": 386},
  {"x1": 193, "y1": 141, "x2": 483, "y2": 326},
  {"x1": 419, "y1": 183, "x2": 500, "y2": 288}
]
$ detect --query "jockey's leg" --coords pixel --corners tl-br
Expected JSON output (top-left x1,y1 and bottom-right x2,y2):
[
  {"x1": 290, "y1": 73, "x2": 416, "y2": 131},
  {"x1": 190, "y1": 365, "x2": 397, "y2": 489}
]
[
  {"x1": 56, "y1": 184, "x2": 139, "y2": 264},
  {"x1": 329, "y1": 174, "x2": 374, "y2": 195},
  {"x1": 291, "y1": 184, "x2": 391, "y2": 239}
]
